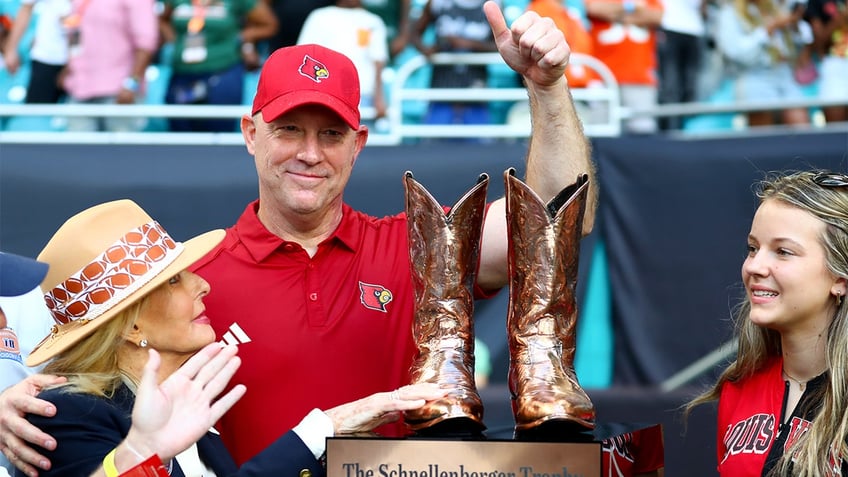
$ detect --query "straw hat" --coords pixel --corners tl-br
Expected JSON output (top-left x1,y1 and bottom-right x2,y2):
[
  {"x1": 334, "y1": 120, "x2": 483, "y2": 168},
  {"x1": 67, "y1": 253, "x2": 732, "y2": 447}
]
[{"x1": 27, "y1": 200, "x2": 225, "y2": 366}]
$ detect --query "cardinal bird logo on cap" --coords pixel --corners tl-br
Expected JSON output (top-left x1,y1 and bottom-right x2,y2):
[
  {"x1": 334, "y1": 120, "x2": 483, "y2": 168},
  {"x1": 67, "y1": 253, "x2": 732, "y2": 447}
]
[
  {"x1": 299, "y1": 55, "x2": 330, "y2": 83},
  {"x1": 359, "y1": 281, "x2": 393, "y2": 312}
]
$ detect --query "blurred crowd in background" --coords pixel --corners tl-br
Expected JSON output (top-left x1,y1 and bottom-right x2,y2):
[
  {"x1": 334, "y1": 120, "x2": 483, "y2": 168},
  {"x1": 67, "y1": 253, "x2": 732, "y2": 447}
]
[{"x1": 0, "y1": 0, "x2": 845, "y2": 135}]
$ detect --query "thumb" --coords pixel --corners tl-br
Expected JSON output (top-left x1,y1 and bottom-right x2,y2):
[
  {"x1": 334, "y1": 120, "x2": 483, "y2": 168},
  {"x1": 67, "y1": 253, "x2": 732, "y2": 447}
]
[{"x1": 484, "y1": 1, "x2": 509, "y2": 40}]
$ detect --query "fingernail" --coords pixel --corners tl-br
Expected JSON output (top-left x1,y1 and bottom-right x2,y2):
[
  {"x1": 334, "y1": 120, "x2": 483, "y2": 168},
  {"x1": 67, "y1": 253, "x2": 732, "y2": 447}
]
[
  {"x1": 44, "y1": 439, "x2": 56, "y2": 450},
  {"x1": 45, "y1": 405, "x2": 56, "y2": 415},
  {"x1": 40, "y1": 458, "x2": 50, "y2": 469}
]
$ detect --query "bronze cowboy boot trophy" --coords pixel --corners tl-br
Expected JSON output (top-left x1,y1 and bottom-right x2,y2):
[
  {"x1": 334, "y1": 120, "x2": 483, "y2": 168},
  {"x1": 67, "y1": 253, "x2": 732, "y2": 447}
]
[
  {"x1": 402, "y1": 171, "x2": 488, "y2": 436},
  {"x1": 505, "y1": 168, "x2": 595, "y2": 436}
]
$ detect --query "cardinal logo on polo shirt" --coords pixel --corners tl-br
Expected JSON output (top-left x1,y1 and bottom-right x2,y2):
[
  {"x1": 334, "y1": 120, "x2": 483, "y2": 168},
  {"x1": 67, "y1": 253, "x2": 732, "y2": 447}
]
[
  {"x1": 359, "y1": 281, "x2": 393, "y2": 312},
  {"x1": 299, "y1": 55, "x2": 329, "y2": 83}
]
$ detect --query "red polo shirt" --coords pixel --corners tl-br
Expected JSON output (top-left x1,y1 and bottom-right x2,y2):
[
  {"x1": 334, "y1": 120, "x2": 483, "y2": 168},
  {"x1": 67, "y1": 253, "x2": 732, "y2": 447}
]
[{"x1": 192, "y1": 200, "x2": 419, "y2": 464}]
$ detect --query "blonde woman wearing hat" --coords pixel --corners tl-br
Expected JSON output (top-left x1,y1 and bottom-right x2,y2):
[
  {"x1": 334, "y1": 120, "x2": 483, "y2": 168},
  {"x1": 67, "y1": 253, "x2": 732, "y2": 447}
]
[{"x1": 18, "y1": 199, "x2": 445, "y2": 477}]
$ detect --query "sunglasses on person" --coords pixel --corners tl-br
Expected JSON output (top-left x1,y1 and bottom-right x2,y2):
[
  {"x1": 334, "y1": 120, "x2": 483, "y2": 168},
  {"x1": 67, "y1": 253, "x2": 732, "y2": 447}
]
[{"x1": 813, "y1": 172, "x2": 848, "y2": 188}]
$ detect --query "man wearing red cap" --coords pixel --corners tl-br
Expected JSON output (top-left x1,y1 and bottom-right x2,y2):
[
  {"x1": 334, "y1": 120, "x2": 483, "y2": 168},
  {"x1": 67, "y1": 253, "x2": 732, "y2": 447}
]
[{"x1": 1, "y1": 1, "x2": 597, "y2": 473}]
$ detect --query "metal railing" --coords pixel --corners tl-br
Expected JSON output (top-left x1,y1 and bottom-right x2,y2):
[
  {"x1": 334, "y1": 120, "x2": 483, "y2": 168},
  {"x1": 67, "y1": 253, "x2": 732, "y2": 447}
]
[
  {"x1": 381, "y1": 51, "x2": 623, "y2": 141},
  {"x1": 0, "y1": 52, "x2": 622, "y2": 145},
  {"x1": 0, "y1": 51, "x2": 845, "y2": 145}
]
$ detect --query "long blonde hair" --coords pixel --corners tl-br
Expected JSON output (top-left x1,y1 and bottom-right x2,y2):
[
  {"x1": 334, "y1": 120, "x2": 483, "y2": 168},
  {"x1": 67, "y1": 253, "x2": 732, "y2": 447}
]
[
  {"x1": 732, "y1": 0, "x2": 797, "y2": 63},
  {"x1": 43, "y1": 295, "x2": 151, "y2": 398},
  {"x1": 688, "y1": 170, "x2": 848, "y2": 475}
]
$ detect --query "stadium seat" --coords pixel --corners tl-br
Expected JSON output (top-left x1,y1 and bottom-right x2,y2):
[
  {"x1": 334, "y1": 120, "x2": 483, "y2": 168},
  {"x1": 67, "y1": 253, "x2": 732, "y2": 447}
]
[
  {"x1": 682, "y1": 77, "x2": 740, "y2": 134},
  {"x1": 142, "y1": 64, "x2": 172, "y2": 132},
  {"x1": 0, "y1": 63, "x2": 61, "y2": 132}
]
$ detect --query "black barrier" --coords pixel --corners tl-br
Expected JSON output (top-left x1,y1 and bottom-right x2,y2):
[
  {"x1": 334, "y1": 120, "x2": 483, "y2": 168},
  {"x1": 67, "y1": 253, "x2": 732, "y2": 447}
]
[
  {"x1": 0, "y1": 140, "x2": 597, "y2": 389},
  {"x1": 0, "y1": 140, "x2": 595, "y2": 391},
  {"x1": 595, "y1": 131, "x2": 848, "y2": 387},
  {"x1": 3, "y1": 132, "x2": 848, "y2": 475},
  {"x1": 1, "y1": 142, "x2": 533, "y2": 258},
  {"x1": 3, "y1": 134, "x2": 846, "y2": 388}
]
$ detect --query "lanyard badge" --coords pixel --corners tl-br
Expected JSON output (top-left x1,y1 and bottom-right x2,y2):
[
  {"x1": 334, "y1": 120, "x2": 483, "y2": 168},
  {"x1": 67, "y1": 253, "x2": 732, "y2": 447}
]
[
  {"x1": 62, "y1": 0, "x2": 93, "y2": 57},
  {"x1": 182, "y1": 0, "x2": 208, "y2": 63}
]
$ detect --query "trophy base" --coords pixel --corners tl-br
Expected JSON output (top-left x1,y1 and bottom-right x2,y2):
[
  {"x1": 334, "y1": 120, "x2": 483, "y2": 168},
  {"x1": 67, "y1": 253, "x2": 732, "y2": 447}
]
[
  {"x1": 513, "y1": 419, "x2": 596, "y2": 441},
  {"x1": 409, "y1": 417, "x2": 486, "y2": 438},
  {"x1": 326, "y1": 422, "x2": 662, "y2": 477}
]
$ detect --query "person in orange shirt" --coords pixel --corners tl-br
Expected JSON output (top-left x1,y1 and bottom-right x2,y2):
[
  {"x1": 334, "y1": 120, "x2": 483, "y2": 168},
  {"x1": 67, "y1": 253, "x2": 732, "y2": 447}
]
[
  {"x1": 526, "y1": 0, "x2": 594, "y2": 88},
  {"x1": 586, "y1": 0, "x2": 663, "y2": 134}
]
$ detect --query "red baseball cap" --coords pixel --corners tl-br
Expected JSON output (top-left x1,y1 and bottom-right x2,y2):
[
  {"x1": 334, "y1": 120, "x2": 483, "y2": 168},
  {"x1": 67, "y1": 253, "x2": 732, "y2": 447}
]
[{"x1": 251, "y1": 44, "x2": 361, "y2": 129}]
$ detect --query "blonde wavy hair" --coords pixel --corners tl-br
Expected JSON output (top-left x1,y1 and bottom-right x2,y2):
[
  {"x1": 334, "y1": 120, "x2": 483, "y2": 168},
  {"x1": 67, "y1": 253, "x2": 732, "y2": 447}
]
[
  {"x1": 43, "y1": 295, "x2": 152, "y2": 398},
  {"x1": 688, "y1": 170, "x2": 848, "y2": 475},
  {"x1": 732, "y1": 0, "x2": 796, "y2": 63}
]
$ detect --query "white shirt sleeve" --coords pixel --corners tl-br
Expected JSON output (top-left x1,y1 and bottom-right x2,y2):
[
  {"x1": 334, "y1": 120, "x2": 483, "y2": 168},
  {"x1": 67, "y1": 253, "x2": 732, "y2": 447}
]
[
  {"x1": 292, "y1": 408, "x2": 335, "y2": 460},
  {"x1": 296, "y1": 10, "x2": 321, "y2": 46}
]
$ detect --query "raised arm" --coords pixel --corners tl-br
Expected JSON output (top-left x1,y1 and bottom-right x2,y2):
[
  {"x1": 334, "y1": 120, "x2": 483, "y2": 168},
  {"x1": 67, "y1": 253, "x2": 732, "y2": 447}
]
[
  {"x1": 122, "y1": 344, "x2": 246, "y2": 466},
  {"x1": 586, "y1": 0, "x2": 663, "y2": 29},
  {"x1": 410, "y1": 0, "x2": 436, "y2": 57},
  {"x1": 1, "y1": 3, "x2": 34, "y2": 75},
  {"x1": 476, "y1": 1, "x2": 597, "y2": 291}
]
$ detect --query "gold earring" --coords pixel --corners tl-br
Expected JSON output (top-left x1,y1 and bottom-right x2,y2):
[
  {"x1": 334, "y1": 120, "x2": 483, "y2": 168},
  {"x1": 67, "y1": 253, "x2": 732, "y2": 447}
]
[{"x1": 837, "y1": 293, "x2": 843, "y2": 306}]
